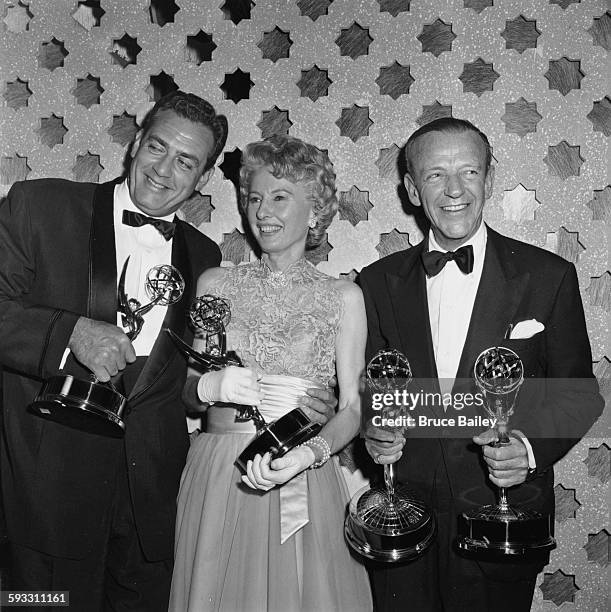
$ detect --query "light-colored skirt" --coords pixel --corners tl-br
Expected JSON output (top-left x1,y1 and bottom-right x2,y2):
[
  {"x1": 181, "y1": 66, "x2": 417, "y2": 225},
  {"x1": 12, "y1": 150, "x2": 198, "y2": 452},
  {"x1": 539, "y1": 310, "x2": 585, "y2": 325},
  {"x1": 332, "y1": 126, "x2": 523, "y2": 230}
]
[{"x1": 169, "y1": 420, "x2": 372, "y2": 612}]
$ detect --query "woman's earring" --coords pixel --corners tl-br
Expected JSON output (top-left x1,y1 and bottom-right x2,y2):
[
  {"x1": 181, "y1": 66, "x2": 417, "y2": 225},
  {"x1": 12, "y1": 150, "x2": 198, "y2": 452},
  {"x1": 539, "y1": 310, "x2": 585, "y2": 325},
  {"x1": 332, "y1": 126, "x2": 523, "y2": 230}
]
[{"x1": 308, "y1": 216, "x2": 317, "y2": 229}]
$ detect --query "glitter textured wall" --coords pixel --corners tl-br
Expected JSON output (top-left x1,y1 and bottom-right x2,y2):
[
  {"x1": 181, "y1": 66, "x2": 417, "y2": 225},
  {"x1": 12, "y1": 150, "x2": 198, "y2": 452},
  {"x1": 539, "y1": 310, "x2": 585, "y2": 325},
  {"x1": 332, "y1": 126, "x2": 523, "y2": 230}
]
[{"x1": 1, "y1": 0, "x2": 609, "y2": 609}]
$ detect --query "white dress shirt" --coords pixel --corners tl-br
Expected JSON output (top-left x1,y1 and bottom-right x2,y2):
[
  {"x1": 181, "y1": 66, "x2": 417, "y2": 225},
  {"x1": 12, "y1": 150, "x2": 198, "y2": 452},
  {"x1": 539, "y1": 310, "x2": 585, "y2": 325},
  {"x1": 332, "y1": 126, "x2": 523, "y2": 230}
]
[
  {"x1": 426, "y1": 222, "x2": 487, "y2": 386},
  {"x1": 113, "y1": 180, "x2": 173, "y2": 356},
  {"x1": 425, "y1": 222, "x2": 535, "y2": 468},
  {"x1": 60, "y1": 181, "x2": 173, "y2": 367}
]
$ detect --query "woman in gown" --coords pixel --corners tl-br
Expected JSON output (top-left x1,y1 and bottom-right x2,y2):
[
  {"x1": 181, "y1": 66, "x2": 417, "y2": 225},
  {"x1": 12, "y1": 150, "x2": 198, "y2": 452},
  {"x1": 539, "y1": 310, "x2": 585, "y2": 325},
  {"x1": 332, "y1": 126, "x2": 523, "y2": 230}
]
[{"x1": 169, "y1": 135, "x2": 372, "y2": 612}]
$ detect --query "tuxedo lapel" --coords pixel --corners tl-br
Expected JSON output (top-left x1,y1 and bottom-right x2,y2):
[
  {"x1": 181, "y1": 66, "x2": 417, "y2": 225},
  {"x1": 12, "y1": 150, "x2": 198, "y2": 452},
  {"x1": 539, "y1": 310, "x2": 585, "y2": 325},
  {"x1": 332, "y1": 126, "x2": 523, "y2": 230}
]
[
  {"x1": 88, "y1": 181, "x2": 119, "y2": 323},
  {"x1": 385, "y1": 244, "x2": 442, "y2": 421},
  {"x1": 454, "y1": 228, "x2": 530, "y2": 382},
  {"x1": 129, "y1": 220, "x2": 193, "y2": 401}
]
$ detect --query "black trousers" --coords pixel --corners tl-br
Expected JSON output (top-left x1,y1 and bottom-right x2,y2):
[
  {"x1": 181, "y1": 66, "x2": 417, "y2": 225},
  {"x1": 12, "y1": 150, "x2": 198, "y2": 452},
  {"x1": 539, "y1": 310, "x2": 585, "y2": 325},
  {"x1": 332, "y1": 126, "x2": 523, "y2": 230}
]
[
  {"x1": 8, "y1": 453, "x2": 172, "y2": 612},
  {"x1": 369, "y1": 465, "x2": 541, "y2": 612}
]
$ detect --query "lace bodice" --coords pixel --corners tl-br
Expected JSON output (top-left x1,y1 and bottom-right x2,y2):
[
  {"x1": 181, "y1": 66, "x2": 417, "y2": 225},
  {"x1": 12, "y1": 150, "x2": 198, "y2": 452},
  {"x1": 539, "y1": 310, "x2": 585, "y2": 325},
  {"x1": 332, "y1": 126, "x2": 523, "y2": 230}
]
[{"x1": 207, "y1": 258, "x2": 343, "y2": 386}]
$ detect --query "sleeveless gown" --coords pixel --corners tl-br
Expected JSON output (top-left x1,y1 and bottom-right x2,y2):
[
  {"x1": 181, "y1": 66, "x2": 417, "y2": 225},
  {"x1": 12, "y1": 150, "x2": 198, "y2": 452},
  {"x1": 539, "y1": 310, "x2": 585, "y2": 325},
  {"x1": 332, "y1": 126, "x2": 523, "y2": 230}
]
[{"x1": 169, "y1": 259, "x2": 372, "y2": 612}]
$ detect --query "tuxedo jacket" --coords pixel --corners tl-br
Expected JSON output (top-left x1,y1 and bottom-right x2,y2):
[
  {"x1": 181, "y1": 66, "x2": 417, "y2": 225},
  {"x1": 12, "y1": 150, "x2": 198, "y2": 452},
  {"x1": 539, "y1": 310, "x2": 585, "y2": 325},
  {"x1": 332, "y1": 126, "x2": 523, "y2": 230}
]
[
  {"x1": 0, "y1": 178, "x2": 221, "y2": 561},
  {"x1": 359, "y1": 226, "x2": 603, "y2": 525}
]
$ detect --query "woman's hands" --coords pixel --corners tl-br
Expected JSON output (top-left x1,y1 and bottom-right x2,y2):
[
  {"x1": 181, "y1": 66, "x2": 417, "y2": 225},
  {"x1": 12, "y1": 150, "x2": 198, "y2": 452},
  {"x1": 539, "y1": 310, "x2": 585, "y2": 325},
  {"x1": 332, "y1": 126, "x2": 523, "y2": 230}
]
[
  {"x1": 241, "y1": 446, "x2": 316, "y2": 491},
  {"x1": 197, "y1": 366, "x2": 264, "y2": 406}
]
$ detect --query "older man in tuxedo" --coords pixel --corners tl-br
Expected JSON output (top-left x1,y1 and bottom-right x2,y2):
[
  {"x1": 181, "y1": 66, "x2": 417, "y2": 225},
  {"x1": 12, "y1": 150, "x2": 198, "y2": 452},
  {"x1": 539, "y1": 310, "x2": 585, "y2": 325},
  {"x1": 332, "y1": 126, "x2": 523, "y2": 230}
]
[{"x1": 361, "y1": 117, "x2": 603, "y2": 611}]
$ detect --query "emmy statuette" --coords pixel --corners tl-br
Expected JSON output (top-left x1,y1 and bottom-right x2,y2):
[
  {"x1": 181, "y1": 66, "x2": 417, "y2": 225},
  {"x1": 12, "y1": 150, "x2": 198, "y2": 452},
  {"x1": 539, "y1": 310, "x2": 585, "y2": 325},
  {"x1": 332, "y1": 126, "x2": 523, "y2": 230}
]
[
  {"x1": 166, "y1": 294, "x2": 322, "y2": 471},
  {"x1": 30, "y1": 258, "x2": 184, "y2": 437},
  {"x1": 456, "y1": 346, "x2": 555, "y2": 555},
  {"x1": 344, "y1": 349, "x2": 436, "y2": 562}
]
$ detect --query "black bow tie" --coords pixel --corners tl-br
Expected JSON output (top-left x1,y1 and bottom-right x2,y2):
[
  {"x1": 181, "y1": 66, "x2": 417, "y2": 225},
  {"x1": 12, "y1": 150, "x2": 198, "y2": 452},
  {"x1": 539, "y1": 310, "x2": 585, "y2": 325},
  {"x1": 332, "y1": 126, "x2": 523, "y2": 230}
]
[
  {"x1": 421, "y1": 244, "x2": 474, "y2": 276},
  {"x1": 122, "y1": 210, "x2": 175, "y2": 240}
]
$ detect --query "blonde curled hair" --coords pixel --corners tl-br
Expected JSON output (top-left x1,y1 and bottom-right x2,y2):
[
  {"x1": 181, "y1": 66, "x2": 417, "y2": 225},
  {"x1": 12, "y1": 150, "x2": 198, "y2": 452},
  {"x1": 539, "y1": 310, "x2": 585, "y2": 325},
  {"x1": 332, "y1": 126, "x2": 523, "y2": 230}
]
[{"x1": 239, "y1": 135, "x2": 338, "y2": 249}]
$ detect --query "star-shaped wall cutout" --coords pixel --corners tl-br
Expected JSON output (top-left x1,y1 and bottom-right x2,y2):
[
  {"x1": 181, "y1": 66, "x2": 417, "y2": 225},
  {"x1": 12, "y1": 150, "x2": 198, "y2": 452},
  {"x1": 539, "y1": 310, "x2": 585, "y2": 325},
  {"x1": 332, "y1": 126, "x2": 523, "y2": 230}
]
[
  {"x1": 544, "y1": 57, "x2": 584, "y2": 95},
  {"x1": 3, "y1": 78, "x2": 32, "y2": 109},
  {"x1": 586, "y1": 186, "x2": 611, "y2": 222},
  {"x1": 583, "y1": 443, "x2": 610, "y2": 483},
  {"x1": 258, "y1": 27, "x2": 292, "y2": 62},
  {"x1": 149, "y1": 0, "x2": 179, "y2": 26},
  {"x1": 376, "y1": 230, "x2": 411, "y2": 258},
  {"x1": 501, "y1": 98, "x2": 542, "y2": 137},
  {"x1": 543, "y1": 141, "x2": 584, "y2": 179},
  {"x1": 501, "y1": 15, "x2": 540, "y2": 53},
  {"x1": 539, "y1": 570, "x2": 579, "y2": 606},
  {"x1": 221, "y1": 0, "x2": 254, "y2": 25},
  {"x1": 186, "y1": 30, "x2": 217, "y2": 64},
  {"x1": 0, "y1": 154, "x2": 31, "y2": 184},
  {"x1": 550, "y1": 0, "x2": 580, "y2": 8},
  {"x1": 336, "y1": 22, "x2": 373, "y2": 59},
  {"x1": 297, "y1": 66, "x2": 332, "y2": 101},
  {"x1": 459, "y1": 58, "x2": 499, "y2": 97},
  {"x1": 377, "y1": 0, "x2": 410, "y2": 17},
  {"x1": 220, "y1": 229, "x2": 250, "y2": 265},
  {"x1": 219, "y1": 148, "x2": 243, "y2": 190},
  {"x1": 376, "y1": 62, "x2": 414, "y2": 99},
  {"x1": 593, "y1": 356, "x2": 611, "y2": 405},
  {"x1": 108, "y1": 112, "x2": 139, "y2": 147},
  {"x1": 587, "y1": 96, "x2": 611, "y2": 137},
  {"x1": 4, "y1": 0, "x2": 33, "y2": 32},
  {"x1": 553, "y1": 484, "x2": 581, "y2": 522},
  {"x1": 257, "y1": 107, "x2": 292, "y2": 138},
  {"x1": 110, "y1": 34, "x2": 141, "y2": 68},
  {"x1": 147, "y1": 72, "x2": 178, "y2": 102},
  {"x1": 588, "y1": 11, "x2": 611, "y2": 51},
  {"x1": 464, "y1": 0, "x2": 492, "y2": 14},
  {"x1": 221, "y1": 69, "x2": 253, "y2": 103},
  {"x1": 38, "y1": 38, "x2": 69, "y2": 72},
  {"x1": 339, "y1": 186, "x2": 372, "y2": 226},
  {"x1": 306, "y1": 234, "x2": 333, "y2": 265},
  {"x1": 417, "y1": 19, "x2": 456, "y2": 57},
  {"x1": 296, "y1": 0, "x2": 332, "y2": 21},
  {"x1": 544, "y1": 226, "x2": 585, "y2": 263},
  {"x1": 375, "y1": 144, "x2": 401, "y2": 182},
  {"x1": 586, "y1": 272, "x2": 611, "y2": 313},
  {"x1": 72, "y1": 1, "x2": 105, "y2": 31},
  {"x1": 72, "y1": 153, "x2": 103, "y2": 183},
  {"x1": 73, "y1": 74, "x2": 103, "y2": 108},
  {"x1": 36, "y1": 115, "x2": 67, "y2": 149},
  {"x1": 584, "y1": 530, "x2": 611, "y2": 567},
  {"x1": 181, "y1": 192, "x2": 215, "y2": 225},
  {"x1": 417, "y1": 102, "x2": 452, "y2": 126},
  {"x1": 501, "y1": 184, "x2": 540, "y2": 221},
  {"x1": 336, "y1": 105, "x2": 373, "y2": 142}
]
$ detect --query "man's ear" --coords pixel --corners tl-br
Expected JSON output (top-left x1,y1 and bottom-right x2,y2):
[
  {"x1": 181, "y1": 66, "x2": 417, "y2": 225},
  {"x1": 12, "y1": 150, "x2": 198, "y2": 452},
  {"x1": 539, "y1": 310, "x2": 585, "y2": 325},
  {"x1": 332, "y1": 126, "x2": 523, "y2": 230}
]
[
  {"x1": 404, "y1": 174, "x2": 421, "y2": 207},
  {"x1": 196, "y1": 167, "x2": 214, "y2": 191},
  {"x1": 484, "y1": 165, "x2": 495, "y2": 200}
]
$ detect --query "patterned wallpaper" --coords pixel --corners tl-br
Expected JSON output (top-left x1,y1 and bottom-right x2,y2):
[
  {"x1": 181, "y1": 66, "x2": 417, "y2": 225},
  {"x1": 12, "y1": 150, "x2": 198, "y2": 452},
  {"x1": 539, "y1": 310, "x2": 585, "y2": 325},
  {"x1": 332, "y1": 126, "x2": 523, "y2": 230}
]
[{"x1": 1, "y1": 0, "x2": 609, "y2": 609}]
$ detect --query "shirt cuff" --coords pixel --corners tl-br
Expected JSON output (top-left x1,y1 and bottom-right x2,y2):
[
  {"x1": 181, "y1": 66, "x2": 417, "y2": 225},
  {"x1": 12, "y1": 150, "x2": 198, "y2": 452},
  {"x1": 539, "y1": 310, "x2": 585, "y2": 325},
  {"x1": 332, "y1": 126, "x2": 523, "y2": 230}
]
[
  {"x1": 511, "y1": 429, "x2": 537, "y2": 470},
  {"x1": 59, "y1": 347, "x2": 71, "y2": 370}
]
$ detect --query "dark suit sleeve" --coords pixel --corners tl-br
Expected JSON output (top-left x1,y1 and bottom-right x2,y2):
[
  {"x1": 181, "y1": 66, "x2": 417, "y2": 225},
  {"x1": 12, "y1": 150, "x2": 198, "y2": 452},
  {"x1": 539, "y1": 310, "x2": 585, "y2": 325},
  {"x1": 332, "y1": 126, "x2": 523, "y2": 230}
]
[
  {"x1": 358, "y1": 268, "x2": 386, "y2": 361},
  {"x1": 0, "y1": 183, "x2": 80, "y2": 379},
  {"x1": 513, "y1": 263, "x2": 604, "y2": 473}
]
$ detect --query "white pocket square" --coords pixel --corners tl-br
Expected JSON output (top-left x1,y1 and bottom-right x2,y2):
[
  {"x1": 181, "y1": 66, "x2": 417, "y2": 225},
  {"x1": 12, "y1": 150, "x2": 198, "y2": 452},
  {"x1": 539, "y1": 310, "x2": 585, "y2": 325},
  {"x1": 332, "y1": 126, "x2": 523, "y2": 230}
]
[{"x1": 508, "y1": 319, "x2": 545, "y2": 340}]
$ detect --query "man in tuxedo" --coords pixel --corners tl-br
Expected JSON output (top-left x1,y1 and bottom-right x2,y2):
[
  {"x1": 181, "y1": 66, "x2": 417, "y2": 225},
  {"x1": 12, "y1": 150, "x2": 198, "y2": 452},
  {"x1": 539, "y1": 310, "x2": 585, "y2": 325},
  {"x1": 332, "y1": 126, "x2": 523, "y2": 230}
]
[
  {"x1": 361, "y1": 117, "x2": 603, "y2": 611},
  {"x1": 0, "y1": 90, "x2": 227, "y2": 610},
  {"x1": 0, "y1": 91, "x2": 335, "y2": 611}
]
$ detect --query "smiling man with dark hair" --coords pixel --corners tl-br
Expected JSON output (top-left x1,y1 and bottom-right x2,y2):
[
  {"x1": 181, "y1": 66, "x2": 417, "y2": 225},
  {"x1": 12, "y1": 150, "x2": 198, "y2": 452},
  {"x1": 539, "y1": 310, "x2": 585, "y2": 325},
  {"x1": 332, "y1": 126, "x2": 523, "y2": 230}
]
[{"x1": 0, "y1": 91, "x2": 226, "y2": 611}]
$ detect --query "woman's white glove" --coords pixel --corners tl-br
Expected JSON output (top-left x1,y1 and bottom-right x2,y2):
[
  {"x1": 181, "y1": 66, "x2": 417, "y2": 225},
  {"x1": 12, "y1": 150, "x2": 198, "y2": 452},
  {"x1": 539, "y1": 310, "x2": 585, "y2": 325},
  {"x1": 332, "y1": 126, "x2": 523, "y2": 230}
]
[{"x1": 197, "y1": 366, "x2": 263, "y2": 406}]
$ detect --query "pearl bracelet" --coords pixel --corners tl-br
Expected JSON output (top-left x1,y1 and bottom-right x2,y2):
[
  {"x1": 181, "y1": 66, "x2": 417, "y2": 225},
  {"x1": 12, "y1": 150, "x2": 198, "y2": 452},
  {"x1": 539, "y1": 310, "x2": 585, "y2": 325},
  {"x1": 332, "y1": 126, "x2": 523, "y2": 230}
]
[{"x1": 302, "y1": 435, "x2": 331, "y2": 469}]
